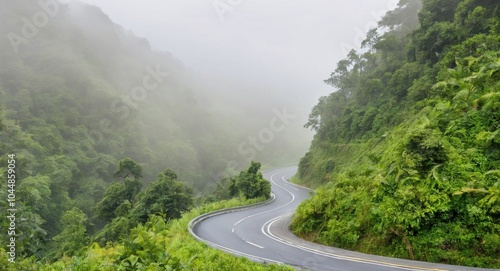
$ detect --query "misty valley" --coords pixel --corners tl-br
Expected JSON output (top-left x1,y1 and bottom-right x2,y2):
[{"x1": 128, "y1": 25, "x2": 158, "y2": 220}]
[{"x1": 0, "y1": 0, "x2": 499, "y2": 270}]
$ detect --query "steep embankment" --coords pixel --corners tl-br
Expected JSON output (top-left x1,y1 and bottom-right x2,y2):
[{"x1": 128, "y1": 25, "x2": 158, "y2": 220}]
[{"x1": 292, "y1": 0, "x2": 500, "y2": 268}]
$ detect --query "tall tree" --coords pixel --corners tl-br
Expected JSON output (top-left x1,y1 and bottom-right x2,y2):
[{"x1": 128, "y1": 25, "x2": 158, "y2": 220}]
[
  {"x1": 131, "y1": 169, "x2": 193, "y2": 223},
  {"x1": 94, "y1": 158, "x2": 143, "y2": 222},
  {"x1": 235, "y1": 161, "x2": 271, "y2": 199}
]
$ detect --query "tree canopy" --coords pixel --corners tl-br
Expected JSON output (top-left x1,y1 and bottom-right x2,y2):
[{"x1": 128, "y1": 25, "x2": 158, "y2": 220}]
[{"x1": 294, "y1": 0, "x2": 500, "y2": 267}]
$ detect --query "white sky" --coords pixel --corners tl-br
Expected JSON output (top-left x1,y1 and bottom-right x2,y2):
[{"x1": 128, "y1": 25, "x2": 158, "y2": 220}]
[{"x1": 78, "y1": 0, "x2": 398, "y2": 110}]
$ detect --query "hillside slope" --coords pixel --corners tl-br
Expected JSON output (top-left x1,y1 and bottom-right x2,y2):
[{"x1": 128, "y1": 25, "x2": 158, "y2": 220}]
[
  {"x1": 292, "y1": 0, "x2": 500, "y2": 267},
  {"x1": 0, "y1": 0, "x2": 298, "y2": 261}
]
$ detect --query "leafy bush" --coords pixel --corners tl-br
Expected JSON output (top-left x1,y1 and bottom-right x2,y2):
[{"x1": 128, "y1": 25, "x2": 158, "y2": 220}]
[{"x1": 0, "y1": 199, "x2": 294, "y2": 271}]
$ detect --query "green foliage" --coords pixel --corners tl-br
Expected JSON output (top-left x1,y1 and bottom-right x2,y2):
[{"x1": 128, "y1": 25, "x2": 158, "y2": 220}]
[
  {"x1": 295, "y1": 0, "x2": 500, "y2": 268},
  {"x1": 52, "y1": 208, "x2": 89, "y2": 258},
  {"x1": 94, "y1": 182, "x2": 131, "y2": 223},
  {"x1": 0, "y1": 0, "x2": 306, "y2": 262},
  {"x1": 131, "y1": 169, "x2": 194, "y2": 223},
  {"x1": 94, "y1": 158, "x2": 144, "y2": 223},
  {"x1": 204, "y1": 177, "x2": 236, "y2": 203},
  {"x1": 95, "y1": 216, "x2": 136, "y2": 246},
  {"x1": 0, "y1": 0, "x2": 308, "y2": 266},
  {"x1": 114, "y1": 158, "x2": 143, "y2": 181},
  {"x1": 379, "y1": 0, "x2": 422, "y2": 35},
  {"x1": 205, "y1": 161, "x2": 272, "y2": 202},
  {"x1": 2, "y1": 199, "x2": 294, "y2": 271},
  {"x1": 234, "y1": 162, "x2": 272, "y2": 200},
  {"x1": 94, "y1": 162, "x2": 195, "y2": 245}
]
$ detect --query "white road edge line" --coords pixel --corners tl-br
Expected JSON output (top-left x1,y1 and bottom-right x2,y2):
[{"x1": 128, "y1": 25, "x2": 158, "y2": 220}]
[
  {"x1": 260, "y1": 209, "x2": 446, "y2": 270},
  {"x1": 201, "y1": 236, "x2": 281, "y2": 264},
  {"x1": 256, "y1": 174, "x2": 447, "y2": 271},
  {"x1": 193, "y1": 168, "x2": 449, "y2": 270},
  {"x1": 233, "y1": 173, "x2": 295, "y2": 227},
  {"x1": 230, "y1": 173, "x2": 296, "y2": 253},
  {"x1": 282, "y1": 176, "x2": 299, "y2": 191}
]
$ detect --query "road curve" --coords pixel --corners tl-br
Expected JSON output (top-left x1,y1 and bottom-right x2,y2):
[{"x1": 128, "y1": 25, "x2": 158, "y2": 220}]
[{"x1": 191, "y1": 166, "x2": 498, "y2": 271}]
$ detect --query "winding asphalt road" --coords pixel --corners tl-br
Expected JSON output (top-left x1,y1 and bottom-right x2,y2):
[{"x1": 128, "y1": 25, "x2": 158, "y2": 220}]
[{"x1": 192, "y1": 166, "x2": 499, "y2": 271}]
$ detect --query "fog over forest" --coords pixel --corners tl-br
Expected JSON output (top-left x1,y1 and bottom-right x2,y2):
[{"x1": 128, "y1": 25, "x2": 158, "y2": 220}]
[
  {"x1": 0, "y1": 0, "x2": 404, "y2": 267},
  {"x1": 0, "y1": 0, "x2": 395, "y2": 251},
  {"x1": 0, "y1": 0, "x2": 399, "y2": 218},
  {"x1": 79, "y1": 0, "x2": 396, "y2": 102},
  {"x1": 3, "y1": 0, "x2": 500, "y2": 269},
  {"x1": 77, "y1": 0, "x2": 397, "y2": 161}
]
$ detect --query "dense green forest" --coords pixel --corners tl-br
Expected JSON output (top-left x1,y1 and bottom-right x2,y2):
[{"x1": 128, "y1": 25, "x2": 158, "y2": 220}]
[
  {"x1": 1, "y1": 198, "x2": 292, "y2": 271},
  {"x1": 292, "y1": 0, "x2": 500, "y2": 267},
  {"x1": 2, "y1": 0, "x2": 500, "y2": 269},
  {"x1": 0, "y1": 158, "x2": 280, "y2": 270},
  {"x1": 0, "y1": 1, "x2": 294, "y2": 270}
]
